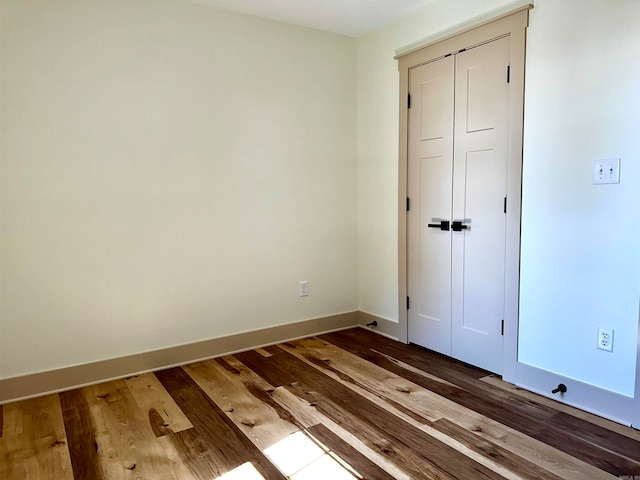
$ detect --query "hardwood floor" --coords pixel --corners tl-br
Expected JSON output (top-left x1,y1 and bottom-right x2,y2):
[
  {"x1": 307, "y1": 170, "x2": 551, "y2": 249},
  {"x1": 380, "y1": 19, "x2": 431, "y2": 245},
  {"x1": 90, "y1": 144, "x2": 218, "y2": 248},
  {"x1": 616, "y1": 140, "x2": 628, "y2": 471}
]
[{"x1": 1, "y1": 327, "x2": 639, "y2": 479}]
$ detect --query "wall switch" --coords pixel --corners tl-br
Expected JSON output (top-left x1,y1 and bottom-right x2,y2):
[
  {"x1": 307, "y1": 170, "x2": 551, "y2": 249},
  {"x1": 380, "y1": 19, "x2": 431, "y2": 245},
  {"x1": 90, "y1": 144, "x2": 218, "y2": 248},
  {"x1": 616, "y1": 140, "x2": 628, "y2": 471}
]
[
  {"x1": 299, "y1": 281, "x2": 309, "y2": 297},
  {"x1": 593, "y1": 158, "x2": 620, "y2": 185},
  {"x1": 597, "y1": 327, "x2": 614, "y2": 352}
]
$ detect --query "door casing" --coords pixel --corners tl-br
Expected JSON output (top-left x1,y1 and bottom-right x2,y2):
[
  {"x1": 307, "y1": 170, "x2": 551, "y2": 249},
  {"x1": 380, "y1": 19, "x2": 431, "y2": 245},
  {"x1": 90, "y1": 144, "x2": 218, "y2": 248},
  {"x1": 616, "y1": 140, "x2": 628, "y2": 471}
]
[{"x1": 397, "y1": 6, "x2": 531, "y2": 384}]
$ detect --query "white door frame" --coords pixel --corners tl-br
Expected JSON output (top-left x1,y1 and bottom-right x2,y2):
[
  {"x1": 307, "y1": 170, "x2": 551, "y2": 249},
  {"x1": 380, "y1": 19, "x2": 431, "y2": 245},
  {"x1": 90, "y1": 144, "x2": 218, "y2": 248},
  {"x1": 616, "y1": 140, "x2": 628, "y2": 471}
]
[{"x1": 396, "y1": 6, "x2": 531, "y2": 384}]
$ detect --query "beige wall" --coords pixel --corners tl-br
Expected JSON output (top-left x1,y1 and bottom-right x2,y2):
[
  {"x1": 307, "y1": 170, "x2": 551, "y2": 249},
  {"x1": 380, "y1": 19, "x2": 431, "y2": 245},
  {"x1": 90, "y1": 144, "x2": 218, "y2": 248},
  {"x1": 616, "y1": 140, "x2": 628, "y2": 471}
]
[{"x1": 0, "y1": 0, "x2": 357, "y2": 379}]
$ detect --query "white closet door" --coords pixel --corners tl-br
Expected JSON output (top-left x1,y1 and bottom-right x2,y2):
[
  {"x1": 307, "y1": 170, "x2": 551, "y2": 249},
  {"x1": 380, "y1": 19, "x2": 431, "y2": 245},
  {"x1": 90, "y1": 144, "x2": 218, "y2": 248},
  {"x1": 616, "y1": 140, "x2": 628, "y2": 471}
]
[
  {"x1": 451, "y1": 37, "x2": 510, "y2": 373},
  {"x1": 407, "y1": 56, "x2": 455, "y2": 355}
]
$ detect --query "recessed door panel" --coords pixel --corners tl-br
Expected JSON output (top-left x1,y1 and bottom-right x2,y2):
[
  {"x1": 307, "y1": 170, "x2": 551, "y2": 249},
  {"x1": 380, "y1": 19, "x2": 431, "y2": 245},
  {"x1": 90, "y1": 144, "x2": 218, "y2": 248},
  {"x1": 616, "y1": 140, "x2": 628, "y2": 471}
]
[
  {"x1": 455, "y1": 149, "x2": 506, "y2": 336},
  {"x1": 465, "y1": 59, "x2": 505, "y2": 133},
  {"x1": 420, "y1": 76, "x2": 452, "y2": 141},
  {"x1": 412, "y1": 155, "x2": 452, "y2": 353}
]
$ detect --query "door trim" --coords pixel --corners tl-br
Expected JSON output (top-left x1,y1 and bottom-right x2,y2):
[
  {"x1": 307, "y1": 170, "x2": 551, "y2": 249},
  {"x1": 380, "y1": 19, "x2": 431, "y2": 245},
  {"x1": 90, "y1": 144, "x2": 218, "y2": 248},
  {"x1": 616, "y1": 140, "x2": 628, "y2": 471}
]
[{"x1": 397, "y1": 7, "x2": 531, "y2": 383}]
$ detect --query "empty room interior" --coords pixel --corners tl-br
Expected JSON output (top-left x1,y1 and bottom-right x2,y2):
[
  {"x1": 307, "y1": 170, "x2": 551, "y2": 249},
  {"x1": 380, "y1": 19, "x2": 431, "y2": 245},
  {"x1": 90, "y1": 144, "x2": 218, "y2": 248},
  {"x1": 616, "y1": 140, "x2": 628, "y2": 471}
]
[{"x1": 1, "y1": 0, "x2": 640, "y2": 479}]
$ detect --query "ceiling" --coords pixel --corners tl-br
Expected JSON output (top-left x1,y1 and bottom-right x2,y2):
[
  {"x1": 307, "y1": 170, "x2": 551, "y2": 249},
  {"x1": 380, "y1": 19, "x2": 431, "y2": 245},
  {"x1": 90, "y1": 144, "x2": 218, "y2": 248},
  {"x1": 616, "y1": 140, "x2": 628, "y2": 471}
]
[{"x1": 183, "y1": 0, "x2": 436, "y2": 37}]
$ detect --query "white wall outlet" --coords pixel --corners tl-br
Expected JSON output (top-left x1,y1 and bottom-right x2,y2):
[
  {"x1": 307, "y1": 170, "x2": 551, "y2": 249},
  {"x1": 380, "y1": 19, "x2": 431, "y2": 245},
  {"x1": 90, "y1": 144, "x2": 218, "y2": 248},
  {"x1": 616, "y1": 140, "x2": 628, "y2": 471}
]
[
  {"x1": 593, "y1": 158, "x2": 620, "y2": 185},
  {"x1": 597, "y1": 327, "x2": 614, "y2": 352},
  {"x1": 299, "y1": 281, "x2": 309, "y2": 297}
]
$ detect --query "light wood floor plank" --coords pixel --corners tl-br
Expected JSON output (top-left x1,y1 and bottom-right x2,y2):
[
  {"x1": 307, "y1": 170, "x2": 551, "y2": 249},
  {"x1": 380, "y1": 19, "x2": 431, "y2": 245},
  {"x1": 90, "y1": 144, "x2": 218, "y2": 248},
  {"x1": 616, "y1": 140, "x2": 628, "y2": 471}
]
[
  {"x1": 124, "y1": 373, "x2": 193, "y2": 437},
  {"x1": 1, "y1": 394, "x2": 74, "y2": 480},
  {"x1": 84, "y1": 380, "x2": 180, "y2": 479},
  {"x1": 183, "y1": 358, "x2": 299, "y2": 450}
]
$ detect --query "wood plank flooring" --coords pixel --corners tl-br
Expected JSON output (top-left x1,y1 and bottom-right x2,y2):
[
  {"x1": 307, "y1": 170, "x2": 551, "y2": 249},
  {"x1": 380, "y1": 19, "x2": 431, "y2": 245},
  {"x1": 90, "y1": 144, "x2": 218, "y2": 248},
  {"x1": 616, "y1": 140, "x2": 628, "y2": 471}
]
[{"x1": 2, "y1": 327, "x2": 639, "y2": 479}]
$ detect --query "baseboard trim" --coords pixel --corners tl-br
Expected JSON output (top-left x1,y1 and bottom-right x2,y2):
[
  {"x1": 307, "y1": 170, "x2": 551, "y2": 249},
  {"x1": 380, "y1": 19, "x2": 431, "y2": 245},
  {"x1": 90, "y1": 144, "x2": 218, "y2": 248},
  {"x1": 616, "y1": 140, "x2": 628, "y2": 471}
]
[
  {"x1": 0, "y1": 311, "x2": 358, "y2": 404},
  {"x1": 358, "y1": 311, "x2": 401, "y2": 341}
]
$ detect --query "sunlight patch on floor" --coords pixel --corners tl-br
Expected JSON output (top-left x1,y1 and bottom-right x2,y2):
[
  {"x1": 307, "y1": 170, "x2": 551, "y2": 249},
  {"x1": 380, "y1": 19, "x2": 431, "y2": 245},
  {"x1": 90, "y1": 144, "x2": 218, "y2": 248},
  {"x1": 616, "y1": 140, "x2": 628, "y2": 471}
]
[
  {"x1": 264, "y1": 430, "x2": 359, "y2": 479},
  {"x1": 216, "y1": 462, "x2": 265, "y2": 480},
  {"x1": 290, "y1": 453, "x2": 357, "y2": 480}
]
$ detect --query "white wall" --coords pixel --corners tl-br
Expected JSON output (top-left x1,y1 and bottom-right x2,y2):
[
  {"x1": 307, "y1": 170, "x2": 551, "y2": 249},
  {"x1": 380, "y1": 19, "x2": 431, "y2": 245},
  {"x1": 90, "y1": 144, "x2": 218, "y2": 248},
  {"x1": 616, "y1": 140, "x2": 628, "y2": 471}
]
[
  {"x1": 0, "y1": 0, "x2": 357, "y2": 379},
  {"x1": 356, "y1": 0, "x2": 517, "y2": 325},
  {"x1": 518, "y1": 0, "x2": 640, "y2": 396}
]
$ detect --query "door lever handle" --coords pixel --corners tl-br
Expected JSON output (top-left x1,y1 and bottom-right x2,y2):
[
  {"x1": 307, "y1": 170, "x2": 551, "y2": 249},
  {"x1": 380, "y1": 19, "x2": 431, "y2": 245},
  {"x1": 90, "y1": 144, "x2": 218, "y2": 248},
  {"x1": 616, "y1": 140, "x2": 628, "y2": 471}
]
[
  {"x1": 451, "y1": 220, "x2": 469, "y2": 232},
  {"x1": 427, "y1": 220, "x2": 450, "y2": 231}
]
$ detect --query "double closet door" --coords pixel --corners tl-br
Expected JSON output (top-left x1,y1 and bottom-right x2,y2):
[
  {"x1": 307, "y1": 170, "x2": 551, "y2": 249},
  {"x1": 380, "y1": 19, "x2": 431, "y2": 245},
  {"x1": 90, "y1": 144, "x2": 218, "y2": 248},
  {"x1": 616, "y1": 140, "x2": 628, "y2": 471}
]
[{"x1": 407, "y1": 36, "x2": 510, "y2": 374}]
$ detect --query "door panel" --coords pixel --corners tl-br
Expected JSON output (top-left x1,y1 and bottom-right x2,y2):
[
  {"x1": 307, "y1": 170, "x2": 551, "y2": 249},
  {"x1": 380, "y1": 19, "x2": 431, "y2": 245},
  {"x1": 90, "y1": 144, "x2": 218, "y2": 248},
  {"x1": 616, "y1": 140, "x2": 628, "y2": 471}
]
[
  {"x1": 407, "y1": 57, "x2": 454, "y2": 354},
  {"x1": 451, "y1": 149, "x2": 507, "y2": 370},
  {"x1": 465, "y1": 63, "x2": 501, "y2": 132},
  {"x1": 420, "y1": 76, "x2": 452, "y2": 141},
  {"x1": 451, "y1": 37, "x2": 510, "y2": 373}
]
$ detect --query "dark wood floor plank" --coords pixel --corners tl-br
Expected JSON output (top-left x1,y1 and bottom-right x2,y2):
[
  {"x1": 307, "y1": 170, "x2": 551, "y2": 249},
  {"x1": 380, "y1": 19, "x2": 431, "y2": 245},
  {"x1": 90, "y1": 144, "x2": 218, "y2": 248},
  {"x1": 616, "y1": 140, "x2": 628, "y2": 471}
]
[
  {"x1": 322, "y1": 328, "x2": 640, "y2": 476},
  {"x1": 0, "y1": 405, "x2": 3, "y2": 438},
  {"x1": 155, "y1": 367, "x2": 286, "y2": 480},
  {"x1": 481, "y1": 373, "x2": 640, "y2": 441},
  {"x1": 59, "y1": 389, "x2": 106, "y2": 480},
  {"x1": 308, "y1": 423, "x2": 397, "y2": 480},
  {"x1": 234, "y1": 347, "x2": 508, "y2": 480},
  {"x1": 550, "y1": 411, "x2": 640, "y2": 463},
  {"x1": 325, "y1": 329, "x2": 488, "y2": 382}
]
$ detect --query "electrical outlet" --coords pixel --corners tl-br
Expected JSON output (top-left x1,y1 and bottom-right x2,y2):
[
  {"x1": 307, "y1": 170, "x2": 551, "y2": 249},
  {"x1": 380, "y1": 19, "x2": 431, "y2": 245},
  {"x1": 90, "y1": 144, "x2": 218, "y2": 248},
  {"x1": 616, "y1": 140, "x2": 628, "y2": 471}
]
[
  {"x1": 299, "y1": 281, "x2": 309, "y2": 297},
  {"x1": 597, "y1": 327, "x2": 614, "y2": 352}
]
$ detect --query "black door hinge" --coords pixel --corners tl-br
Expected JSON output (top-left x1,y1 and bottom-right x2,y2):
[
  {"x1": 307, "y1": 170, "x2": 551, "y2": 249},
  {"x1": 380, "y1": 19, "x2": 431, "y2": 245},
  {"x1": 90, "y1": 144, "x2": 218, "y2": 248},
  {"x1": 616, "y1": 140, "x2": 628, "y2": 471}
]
[
  {"x1": 501, "y1": 319, "x2": 505, "y2": 336},
  {"x1": 407, "y1": 296, "x2": 410, "y2": 309},
  {"x1": 507, "y1": 65, "x2": 511, "y2": 84},
  {"x1": 406, "y1": 197, "x2": 410, "y2": 211},
  {"x1": 408, "y1": 94, "x2": 412, "y2": 109},
  {"x1": 504, "y1": 196, "x2": 507, "y2": 214}
]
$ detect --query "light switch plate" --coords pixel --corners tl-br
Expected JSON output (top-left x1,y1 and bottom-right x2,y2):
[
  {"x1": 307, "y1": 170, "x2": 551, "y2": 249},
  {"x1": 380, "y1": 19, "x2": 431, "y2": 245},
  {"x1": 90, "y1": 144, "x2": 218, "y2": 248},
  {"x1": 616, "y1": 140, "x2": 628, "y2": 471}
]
[{"x1": 593, "y1": 158, "x2": 620, "y2": 185}]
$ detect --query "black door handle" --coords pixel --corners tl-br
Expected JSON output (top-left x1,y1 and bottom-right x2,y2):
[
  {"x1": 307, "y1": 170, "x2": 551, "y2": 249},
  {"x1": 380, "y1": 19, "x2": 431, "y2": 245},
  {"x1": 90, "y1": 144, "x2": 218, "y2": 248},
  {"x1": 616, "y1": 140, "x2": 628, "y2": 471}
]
[
  {"x1": 427, "y1": 220, "x2": 450, "y2": 231},
  {"x1": 451, "y1": 220, "x2": 469, "y2": 231}
]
